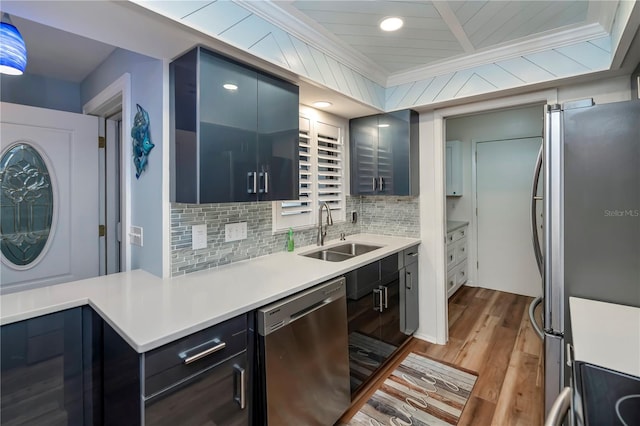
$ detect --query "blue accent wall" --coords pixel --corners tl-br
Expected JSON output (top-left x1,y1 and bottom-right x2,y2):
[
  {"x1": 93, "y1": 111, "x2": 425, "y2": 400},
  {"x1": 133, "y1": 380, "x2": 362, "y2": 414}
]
[
  {"x1": 81, "y1": 48, "x2": 164, "y2": 277},
  {"x1": 0, "y1": 73, "x2": 82, "y2": 113}
]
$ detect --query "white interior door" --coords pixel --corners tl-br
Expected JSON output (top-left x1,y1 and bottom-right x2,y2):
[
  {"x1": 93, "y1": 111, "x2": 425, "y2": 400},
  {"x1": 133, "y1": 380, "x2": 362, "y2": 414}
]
[
  {"x1": 1, "y1": 102, "x2": 99, "y2": 293},
  {"x1": 475, "y1": 137, "x2": 542, "y2": 297}
]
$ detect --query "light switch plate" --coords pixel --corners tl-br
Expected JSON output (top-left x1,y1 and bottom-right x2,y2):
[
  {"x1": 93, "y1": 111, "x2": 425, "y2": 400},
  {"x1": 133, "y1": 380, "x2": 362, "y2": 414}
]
[
  {"x1": 192, "y1": 224, "x2": 207, "y2": 250},
  {"x1": 225, "y1": 222, "x2": 247, "y2": 242},
  {"x1": 129, "y1": 226, "x2": 143, "y2": 247}
]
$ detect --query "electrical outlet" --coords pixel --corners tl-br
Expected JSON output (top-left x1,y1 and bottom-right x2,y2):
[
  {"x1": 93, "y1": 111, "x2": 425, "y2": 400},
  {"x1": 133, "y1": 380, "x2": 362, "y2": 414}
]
[
  {"x1": 192, "y1": 224, "x2": 207, "y2": 250},
  {"x1": 225, "y1": 222, "x2": 247, "y2": 242},
  {"x1": 129, "y1": 226, "x2": 143, "y2": 247}
]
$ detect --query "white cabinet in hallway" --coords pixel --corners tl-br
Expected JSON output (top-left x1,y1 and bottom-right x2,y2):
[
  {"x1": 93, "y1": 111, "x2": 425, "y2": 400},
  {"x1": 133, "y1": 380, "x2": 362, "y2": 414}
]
[{"x1": 446, "y1": 222, "x2": 468, "y2": 298}]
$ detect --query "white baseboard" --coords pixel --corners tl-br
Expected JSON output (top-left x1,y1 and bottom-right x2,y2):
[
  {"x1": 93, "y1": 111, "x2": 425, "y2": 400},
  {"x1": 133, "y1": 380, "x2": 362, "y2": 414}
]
[{"x1": 413, "y1": 332, "x2": 438, "y2": 344}]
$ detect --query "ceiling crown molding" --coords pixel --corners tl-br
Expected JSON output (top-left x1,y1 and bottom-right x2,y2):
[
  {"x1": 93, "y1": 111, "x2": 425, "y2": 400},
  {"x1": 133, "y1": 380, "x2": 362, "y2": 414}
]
[
  {"x1": 387, "y1": 22, "x2": 609, "y2": 87},
  {"x1": 233, "y1": 0, "x2": 389, "y2": 87}
]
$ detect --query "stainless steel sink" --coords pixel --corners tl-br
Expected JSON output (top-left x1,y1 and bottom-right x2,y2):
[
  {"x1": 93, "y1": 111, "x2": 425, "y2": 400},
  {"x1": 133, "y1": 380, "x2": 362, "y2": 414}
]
[
  {"x1": 301, "y1": 243, "x2": 382, "y2": 262},
  {"x1": 327, "y1": 243, "x2": 381, "y2": 256}
]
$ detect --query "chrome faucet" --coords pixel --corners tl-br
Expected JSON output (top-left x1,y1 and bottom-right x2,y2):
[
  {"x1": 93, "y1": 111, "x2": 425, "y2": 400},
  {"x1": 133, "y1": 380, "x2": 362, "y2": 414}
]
[{"x1": 317, "y1": 202, "x2": 333, "y2": 246}]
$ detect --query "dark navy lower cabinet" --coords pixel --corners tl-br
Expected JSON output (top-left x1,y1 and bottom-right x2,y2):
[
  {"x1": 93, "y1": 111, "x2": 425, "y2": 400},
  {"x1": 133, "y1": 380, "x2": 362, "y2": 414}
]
[
  {"x1": 100, "y1": 312, "x2": 253, "y2": 426},
  {"x1": 1, "y1": 308, "x2": 252, "y2": 426},
  {"x1": 0, "y1": 308, "x2": 90, "y2": 425}
]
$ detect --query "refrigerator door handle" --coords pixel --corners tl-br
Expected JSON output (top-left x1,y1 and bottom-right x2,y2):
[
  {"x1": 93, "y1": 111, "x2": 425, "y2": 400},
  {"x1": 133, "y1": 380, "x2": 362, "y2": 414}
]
[
  {"x1": 544, "y1": 387, "x2": 571, "y2": 426},
  {"x1": 529, "y1": 144, "x2": 545, "y2": 340},
  {"x1": 531, "y1": 145, "x2": 544, "y2": 276}
]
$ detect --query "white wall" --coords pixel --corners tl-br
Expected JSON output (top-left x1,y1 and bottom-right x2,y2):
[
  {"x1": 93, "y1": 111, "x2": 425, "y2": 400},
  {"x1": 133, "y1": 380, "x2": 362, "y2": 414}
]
[
  {"x1": 558, "y1": 74, "x2": 631, "y2": 104},
  {"x1": 81, "y1": 49, "x2": 165, "y2": 277},
  {"x1": 416, "y1": 111, "x2": 447, "y2": 343}
]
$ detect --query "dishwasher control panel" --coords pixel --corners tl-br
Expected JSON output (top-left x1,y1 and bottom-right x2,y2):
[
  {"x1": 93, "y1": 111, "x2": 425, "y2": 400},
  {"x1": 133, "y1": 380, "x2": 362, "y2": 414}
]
[{"x1": 256, "y1": 277, "x2": 345, "y2": 336}]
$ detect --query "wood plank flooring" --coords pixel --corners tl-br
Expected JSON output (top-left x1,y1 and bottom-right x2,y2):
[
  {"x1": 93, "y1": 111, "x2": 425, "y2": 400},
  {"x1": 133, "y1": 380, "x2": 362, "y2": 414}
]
[{"x1": 339, "y1": 286, "x2": 544, "y2": 425}]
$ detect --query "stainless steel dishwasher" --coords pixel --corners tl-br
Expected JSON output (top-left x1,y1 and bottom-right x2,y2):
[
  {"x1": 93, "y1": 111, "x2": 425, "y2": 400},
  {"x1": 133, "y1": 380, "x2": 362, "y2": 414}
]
[{"x1": 257, "y1": 277, "x2": 350, "y2": 425}]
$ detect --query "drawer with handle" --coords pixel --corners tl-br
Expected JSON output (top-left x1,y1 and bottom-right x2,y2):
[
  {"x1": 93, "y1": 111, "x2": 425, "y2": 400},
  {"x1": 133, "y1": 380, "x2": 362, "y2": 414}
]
[
  {"x1": 455, "y1": 237, "x2": 468, "y2": 263},
  {"x1": 403, "y1": 245, "x2": 419, "y2": 267},
  {"x1": 144, "y1": 314, "x2": 247, "y2": 397},
  {"x1": 450, "y1": 227, "x2": 467, "y2": 243},
  {"x1": 446, "y1": 245, "x2": 456, "y2": 269}
]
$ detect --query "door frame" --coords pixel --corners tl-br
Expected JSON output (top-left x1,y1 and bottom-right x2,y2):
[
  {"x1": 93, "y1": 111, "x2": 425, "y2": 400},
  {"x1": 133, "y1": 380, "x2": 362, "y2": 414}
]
[
  {"x1": 83, "y1": 73, "x2": 132, "y2": 272},
  {"x1": 428, "y1": 89, "x2": 557, "y2": 344},
  {"x1": 471, "y1": 136, "x2": 543, "y2": 292}
]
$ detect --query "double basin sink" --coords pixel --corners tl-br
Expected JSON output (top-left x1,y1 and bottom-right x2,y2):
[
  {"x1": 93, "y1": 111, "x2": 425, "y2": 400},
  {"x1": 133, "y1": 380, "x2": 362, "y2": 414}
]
[{"x1": 301, "y1": 242, "x2": 382, "y2": 262}]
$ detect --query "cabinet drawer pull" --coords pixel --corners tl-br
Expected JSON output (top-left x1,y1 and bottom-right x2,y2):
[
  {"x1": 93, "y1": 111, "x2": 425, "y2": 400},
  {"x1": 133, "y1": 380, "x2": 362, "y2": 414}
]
[
  {"x1": 247, "y1": 172, "x2": 257, "y2": 194},
  {"x1": 383, "y1": 286, "x2": 388, "y2": 309},
  {"x1": 264, "y1": 171, "x2": 269, "y2": 194},
  {"x1": 233, "y1": 364, "x2": 246, "y2": 409},
  {"x1": 373, "y1": 288, "x2": 383, "y2": 312},
  {"x1": 180, "y1": 340, "x2": 226, "y2": 365},
  {"x1": 407, "y1": 252, "x2": 418, "y2": 257}
]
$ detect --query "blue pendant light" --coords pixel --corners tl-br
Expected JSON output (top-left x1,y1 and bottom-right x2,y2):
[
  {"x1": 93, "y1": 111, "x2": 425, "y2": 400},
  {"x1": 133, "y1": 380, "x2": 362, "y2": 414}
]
[{"x1": 0, "y1": 13, "x2": 27, "y2": 75}]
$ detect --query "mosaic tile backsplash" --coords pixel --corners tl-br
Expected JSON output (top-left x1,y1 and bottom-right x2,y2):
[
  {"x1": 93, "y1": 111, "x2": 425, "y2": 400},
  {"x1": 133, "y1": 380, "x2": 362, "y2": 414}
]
[{"x1": 170, "y1": 195, "x2": 419, "y2": 276}]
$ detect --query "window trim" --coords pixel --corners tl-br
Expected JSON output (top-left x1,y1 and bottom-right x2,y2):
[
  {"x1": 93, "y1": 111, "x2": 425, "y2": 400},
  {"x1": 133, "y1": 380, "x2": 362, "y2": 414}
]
[{"x1": 272, "y1": 108, "x2": 347, "y2": 233}]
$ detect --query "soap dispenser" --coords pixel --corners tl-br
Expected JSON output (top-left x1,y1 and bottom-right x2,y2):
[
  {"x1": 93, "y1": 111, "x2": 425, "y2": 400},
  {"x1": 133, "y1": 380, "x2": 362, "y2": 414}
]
[{"x1": 287, "y1": 228, "x2": 295, "y2": 252}]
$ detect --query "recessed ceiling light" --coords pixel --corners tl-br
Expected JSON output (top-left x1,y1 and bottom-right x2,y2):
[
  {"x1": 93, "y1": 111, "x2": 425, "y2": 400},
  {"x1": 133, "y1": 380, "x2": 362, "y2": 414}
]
[
  {"x1": 223, "y1": 83, "x2": 238, "y2": 91},
  {"x1": 377, "y1": 124, "x2": 390, "y2": 128},
  {"x1": 313, "y1": 101, "x2": 332, "y2": 108},
  {"x1": 380, "y1": 17, "x2": 403, "y2": 32}
]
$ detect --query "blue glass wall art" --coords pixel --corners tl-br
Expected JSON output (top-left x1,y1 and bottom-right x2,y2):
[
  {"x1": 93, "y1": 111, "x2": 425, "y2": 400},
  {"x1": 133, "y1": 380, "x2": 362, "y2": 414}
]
[
  {"x1": 132, "y1": 103, "x2": 155, "y2": 179},
  {"x1": 0, "y1": 144, "x2": 54, "y2": 266}
]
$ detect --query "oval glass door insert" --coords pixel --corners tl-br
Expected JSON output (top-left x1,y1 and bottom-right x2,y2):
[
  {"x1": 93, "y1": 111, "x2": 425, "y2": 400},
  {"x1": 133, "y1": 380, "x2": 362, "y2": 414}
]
[{"x1": 0, "y1": 143, "x2": 54, "y2": 266}]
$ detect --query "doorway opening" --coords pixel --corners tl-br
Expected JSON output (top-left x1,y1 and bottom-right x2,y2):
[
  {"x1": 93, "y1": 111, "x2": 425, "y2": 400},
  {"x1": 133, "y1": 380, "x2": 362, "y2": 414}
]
[
  {"x1": 443, "y1": 104, "x2": 544, "y2": 315},
  {"x1": 83, "y1": 73, "x2": 132, "y2": 274}
]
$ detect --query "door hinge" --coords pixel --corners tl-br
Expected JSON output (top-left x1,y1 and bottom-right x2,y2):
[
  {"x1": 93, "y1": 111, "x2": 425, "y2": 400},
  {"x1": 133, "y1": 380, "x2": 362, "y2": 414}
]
[
  {"x1": 99, "y1": 225, "x2": 106, "y2": 237},
  {"x1": 98, "y1": 136, "x2": 106, "y2": 148}
]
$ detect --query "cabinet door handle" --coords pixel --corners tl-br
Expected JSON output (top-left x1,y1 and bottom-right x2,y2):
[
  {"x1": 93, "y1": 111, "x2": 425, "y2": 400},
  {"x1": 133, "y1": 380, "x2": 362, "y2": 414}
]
[
  {"x1": 406, "y1": 271, "x2": 412, "y2": 290},
  {"x1": 180, "y1": 340, "x2": 226, "y2": 364},
  {"x1": 383, "y1": 286, "x2": 388, "y2": 309},
  {"x1": 233, "y1": 364, "x2": 246, "y2": 409},
  {"x1": 379, "y1": 177, "x2": 384, "y2": 191},
  {"x1": 258, "y1": 172, "x2": 265, "y2": 194},
  {"x1": 247, "y1": 172, "x2": 257, "y2": 194},
  {"x1": 373, "y1": 288, "x2": 383, "y2": 312},
  {"x1": 372, "y1": 177, "x2": 377, "y2": 191},
  {"x1": 264, "y1": 171, "x2": 269, "y2": 194}
]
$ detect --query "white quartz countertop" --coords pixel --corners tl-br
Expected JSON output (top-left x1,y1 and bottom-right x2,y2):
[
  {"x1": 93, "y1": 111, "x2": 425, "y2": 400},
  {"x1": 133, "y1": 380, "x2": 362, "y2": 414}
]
[
  {"x1": 447, "y1": 220, "x2": 469, "y2": 232},
  {"x1": 1, "y1": 234, "x2": 420, "y2": 353},
  {"x1": 570, "y1": 297, "x2": 640, "y2": 377}
]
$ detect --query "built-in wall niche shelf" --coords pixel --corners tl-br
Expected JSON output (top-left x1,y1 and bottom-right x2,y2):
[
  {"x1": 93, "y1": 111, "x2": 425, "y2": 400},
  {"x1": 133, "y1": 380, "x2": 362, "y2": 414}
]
[{"x1": 446, "y1": 140, "x2": 463, "y2": 197}]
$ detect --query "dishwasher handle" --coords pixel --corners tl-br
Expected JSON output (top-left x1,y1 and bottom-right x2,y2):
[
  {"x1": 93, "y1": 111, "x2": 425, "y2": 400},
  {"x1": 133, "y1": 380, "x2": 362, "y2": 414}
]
[
  {"x1": 290, "y1": 298, "x2": 332, "y2": 322},
  {"x1": 258, "y1": 277, "x2": 346, "y2": 336}
]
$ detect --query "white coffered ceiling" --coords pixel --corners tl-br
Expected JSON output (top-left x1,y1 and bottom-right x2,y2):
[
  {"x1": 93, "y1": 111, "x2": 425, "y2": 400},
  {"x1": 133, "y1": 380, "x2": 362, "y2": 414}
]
[
  {"x1": 253, "y1": 0, "x2": 617, "y2": 83},
  {"x1": 2, "y1": 0, "x2": 637, "y2": 116}
]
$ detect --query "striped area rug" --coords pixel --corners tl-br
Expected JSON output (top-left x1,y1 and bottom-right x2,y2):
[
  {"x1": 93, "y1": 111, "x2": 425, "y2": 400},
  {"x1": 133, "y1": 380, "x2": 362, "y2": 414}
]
[{"x1": 347, "y1": 352, "x2": 478, "y2": 425}]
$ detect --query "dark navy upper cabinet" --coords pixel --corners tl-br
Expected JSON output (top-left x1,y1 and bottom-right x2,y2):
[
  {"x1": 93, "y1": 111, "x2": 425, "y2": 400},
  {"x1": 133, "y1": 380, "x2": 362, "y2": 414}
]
[
  {"x1": 350, "y1": 109, "x2": 419, "y2": 196},
  {"x1": 171, "y1": 47, "x2": 299, "y2": 204}
]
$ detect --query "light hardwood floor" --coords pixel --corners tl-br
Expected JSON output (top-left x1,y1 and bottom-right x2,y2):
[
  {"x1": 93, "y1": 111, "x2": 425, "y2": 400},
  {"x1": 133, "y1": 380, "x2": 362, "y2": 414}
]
[{"x1": 340, "y1": 286, "x2": 544, "y2": 425}]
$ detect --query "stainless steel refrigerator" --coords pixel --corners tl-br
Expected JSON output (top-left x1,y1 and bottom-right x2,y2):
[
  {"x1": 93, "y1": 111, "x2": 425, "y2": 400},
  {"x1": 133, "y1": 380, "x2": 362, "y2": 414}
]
[{"x1": 537, "y1": 99, "x2": 640, "y2": 415}]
